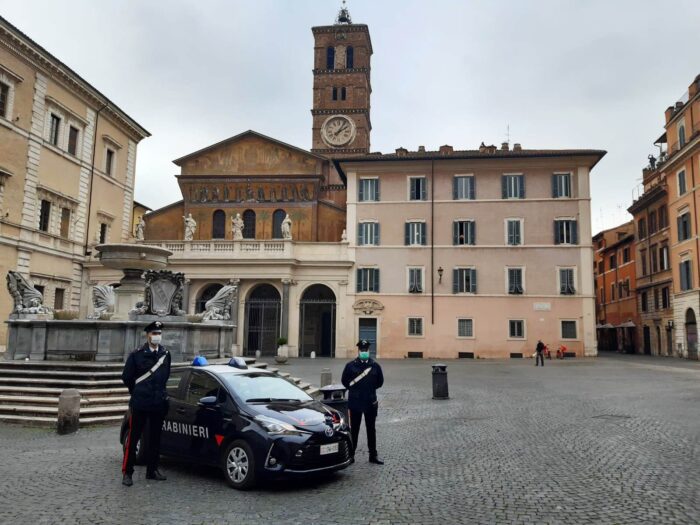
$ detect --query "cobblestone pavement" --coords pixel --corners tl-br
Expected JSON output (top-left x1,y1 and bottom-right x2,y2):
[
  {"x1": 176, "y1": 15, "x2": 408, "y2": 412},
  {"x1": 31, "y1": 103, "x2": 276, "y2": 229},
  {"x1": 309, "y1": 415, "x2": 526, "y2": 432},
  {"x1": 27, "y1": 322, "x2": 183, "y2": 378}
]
[{"x1": 1, "y1": 354, "x2": 699, "y2": 525}]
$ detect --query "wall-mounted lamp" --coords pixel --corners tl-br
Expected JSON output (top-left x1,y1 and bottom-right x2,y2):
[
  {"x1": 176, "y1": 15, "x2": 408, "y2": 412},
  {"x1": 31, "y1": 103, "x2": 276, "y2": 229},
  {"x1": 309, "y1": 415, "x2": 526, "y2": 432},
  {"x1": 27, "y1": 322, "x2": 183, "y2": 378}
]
[{"x1": 437, "y1": 266, "x2": 444, "y2": 284}]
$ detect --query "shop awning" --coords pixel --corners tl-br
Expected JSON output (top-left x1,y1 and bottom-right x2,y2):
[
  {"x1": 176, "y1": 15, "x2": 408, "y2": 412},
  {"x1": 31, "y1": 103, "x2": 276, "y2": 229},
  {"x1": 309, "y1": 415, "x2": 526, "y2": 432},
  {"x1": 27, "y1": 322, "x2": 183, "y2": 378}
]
[{"x1": 618, "y1": 321, "x2": 636, "y2": 328}]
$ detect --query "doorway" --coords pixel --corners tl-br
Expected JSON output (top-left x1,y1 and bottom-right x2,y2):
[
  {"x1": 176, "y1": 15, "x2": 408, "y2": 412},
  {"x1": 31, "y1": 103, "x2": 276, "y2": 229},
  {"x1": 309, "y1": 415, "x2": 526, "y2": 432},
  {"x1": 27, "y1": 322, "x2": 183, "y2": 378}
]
[
  {"x1": 358, "y1": 318, "x2": 378, "y2": 359},
  {"x1": 244, "y1": 284, "x2": 281, "y2": 356},
  {"x1": 643, "y1": 326, "x2": 651, "y2": 355},
  {"x1": 299, "y1": 284, "x2": 336, "y2": 357},
  {"x1": 685, "y1": 308, "x2": 697, "y2": 359}
]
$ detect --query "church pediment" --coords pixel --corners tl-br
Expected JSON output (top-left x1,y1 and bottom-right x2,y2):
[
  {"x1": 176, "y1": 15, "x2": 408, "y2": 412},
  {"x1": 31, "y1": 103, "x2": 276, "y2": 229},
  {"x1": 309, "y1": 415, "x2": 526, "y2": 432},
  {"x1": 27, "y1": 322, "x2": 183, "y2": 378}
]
[{"x1": 173, "y1": 130, "x2": 326, "y2": 176}]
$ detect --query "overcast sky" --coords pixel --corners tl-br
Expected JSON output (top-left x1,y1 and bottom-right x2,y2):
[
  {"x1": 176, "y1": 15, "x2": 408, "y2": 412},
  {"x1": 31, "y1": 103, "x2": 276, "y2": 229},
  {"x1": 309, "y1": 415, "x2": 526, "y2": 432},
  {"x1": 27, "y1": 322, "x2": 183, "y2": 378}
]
[{"x1": 2, "y1": 0, "x2": 699, "y2": 232}]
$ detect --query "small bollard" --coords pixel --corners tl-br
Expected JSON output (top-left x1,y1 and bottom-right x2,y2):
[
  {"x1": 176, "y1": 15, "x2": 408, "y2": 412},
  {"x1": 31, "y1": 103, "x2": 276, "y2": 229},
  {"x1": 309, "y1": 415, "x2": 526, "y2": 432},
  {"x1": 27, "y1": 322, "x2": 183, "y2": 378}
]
[
  {"x1": 320, "y1": 368, "x2": 332, "y2": 387},
  {"x1": 432, "y1": 363, "x2": 449, "y2": 400},
  {"x1": 57, "y1": 388, "x2": 81, "y2": 435}
]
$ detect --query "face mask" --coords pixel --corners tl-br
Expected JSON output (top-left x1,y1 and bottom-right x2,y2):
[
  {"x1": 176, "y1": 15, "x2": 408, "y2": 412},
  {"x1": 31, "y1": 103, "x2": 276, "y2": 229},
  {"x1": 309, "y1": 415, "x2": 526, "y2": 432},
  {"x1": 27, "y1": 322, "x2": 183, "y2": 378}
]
[
  {"x1": 150, "y1": 335, "x2": 162, "y2": 345},
  {"x1": 359, "y1": 351, "x2": 370, "y2": 360}
]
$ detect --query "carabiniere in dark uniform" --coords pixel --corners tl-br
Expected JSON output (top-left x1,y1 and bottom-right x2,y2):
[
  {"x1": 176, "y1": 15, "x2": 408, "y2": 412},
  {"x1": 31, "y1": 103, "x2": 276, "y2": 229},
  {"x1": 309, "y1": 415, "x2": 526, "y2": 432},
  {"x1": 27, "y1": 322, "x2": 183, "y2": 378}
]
[
  {"x1": 121, "y1": 321, "x2": 171, "y2": 486},
  {"x1": 341, "y1": 339, "x2": 384, "y2": 464}
]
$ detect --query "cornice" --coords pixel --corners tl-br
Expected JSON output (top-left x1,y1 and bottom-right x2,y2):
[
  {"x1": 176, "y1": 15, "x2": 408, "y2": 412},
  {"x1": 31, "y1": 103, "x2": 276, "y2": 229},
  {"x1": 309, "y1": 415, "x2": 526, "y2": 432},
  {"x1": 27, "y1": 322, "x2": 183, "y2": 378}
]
[{"x1": 313, "y1": 67, "x2": 370, "y2": 75}]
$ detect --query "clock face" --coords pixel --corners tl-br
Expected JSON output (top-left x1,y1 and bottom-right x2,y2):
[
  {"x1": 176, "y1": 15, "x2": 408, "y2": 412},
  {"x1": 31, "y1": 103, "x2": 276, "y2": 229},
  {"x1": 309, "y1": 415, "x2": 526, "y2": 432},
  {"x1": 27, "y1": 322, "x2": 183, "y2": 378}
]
[{"x1": 321, "y1": 115, "x2": 356, "y2": 147}]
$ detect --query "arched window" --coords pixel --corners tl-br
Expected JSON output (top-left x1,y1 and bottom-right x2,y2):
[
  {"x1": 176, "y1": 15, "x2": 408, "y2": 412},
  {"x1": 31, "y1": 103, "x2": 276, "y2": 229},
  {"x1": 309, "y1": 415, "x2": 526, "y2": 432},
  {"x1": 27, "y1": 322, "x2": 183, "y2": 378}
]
[
  {"x1": 679, "y1": 124, "x2": 686, "y2": 148},
  {"x1": 346, "y1": 46, "x2": 354, "y2": 68},
  {"x1": 326, "y1": 47, "x2": 335, "y2": 69},
  {"x1": 212, "y1": 209, "x2": 225, "y2": 239},
  {"x1": 243, "y1": 210, "x2": 256, "y2": 239},
  {"x1": 272, "y1": 209, "x2": 286, "y2": 239},
  {"x1": 196, "y1": 283, "x2": 223, "y2": 313}
]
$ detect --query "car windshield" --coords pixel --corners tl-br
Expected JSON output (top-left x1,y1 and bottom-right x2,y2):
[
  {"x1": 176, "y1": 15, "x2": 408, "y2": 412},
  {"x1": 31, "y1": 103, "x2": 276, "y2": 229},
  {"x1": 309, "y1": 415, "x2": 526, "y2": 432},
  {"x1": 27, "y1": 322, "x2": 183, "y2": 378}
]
[{"x1": 220, "y1": 372, "x2": 313, "y2": 403}]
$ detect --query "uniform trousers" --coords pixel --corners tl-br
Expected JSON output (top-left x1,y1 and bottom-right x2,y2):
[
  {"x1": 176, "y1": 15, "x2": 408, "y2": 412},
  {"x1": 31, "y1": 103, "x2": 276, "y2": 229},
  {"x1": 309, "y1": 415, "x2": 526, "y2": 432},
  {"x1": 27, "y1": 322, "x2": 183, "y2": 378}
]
[
  {"x1": 122, "y1": 409, "x2": 166, "y2": 475},
  {"x1": 535, "y1": 352, "x2": 544, "y2": 366},
  {"x1": 348, "y1": 404, "x2": 378, "y2": 458}
]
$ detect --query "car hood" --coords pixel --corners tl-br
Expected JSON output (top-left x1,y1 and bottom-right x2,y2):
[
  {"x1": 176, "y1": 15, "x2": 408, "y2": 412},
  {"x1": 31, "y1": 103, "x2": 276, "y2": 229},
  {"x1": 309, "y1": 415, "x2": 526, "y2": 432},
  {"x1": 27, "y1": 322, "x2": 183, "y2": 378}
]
[{"x1": 248, "y1": 400, "x2": 337, "y2": 431}]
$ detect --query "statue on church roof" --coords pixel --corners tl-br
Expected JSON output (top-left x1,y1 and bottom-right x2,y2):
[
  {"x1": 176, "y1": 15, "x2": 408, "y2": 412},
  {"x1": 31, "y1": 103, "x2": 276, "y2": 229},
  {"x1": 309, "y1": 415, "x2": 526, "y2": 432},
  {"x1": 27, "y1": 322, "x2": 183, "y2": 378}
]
[{"x1": 335, "y1": 0, "x2": 352, "y2": 24}]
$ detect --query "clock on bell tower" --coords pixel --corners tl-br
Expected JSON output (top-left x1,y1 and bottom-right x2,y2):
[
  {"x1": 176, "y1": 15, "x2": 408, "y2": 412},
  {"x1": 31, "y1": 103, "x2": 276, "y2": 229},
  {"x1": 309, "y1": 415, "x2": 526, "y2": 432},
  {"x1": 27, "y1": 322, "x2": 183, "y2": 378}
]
[{"x1": 311, "y1": 3, "x2": 372, "y2": 157}]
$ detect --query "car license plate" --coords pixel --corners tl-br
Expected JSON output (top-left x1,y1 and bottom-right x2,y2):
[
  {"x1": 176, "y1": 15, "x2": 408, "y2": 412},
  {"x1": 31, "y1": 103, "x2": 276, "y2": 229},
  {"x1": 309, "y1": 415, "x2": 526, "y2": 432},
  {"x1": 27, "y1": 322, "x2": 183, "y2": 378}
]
[{"x1": 319, "y1": 443, "x2": 339, "y2": 455}]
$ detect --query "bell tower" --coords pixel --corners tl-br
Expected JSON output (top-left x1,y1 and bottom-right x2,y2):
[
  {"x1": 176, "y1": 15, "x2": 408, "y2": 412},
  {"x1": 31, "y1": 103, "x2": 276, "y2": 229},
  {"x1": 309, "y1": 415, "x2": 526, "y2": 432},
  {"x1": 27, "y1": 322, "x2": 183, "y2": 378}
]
[{"x1": 311, "y1": 3, "x2": 372, "y2": 156}]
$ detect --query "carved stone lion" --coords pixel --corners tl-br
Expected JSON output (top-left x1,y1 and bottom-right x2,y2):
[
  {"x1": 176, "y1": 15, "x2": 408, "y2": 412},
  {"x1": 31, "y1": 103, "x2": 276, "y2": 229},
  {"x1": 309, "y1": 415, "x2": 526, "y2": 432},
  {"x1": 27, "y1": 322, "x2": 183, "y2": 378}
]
[
  {"x1": 202, "y1": 285, "x2": 236, "y2": 321},
  {"x1": 88, "y1": 285, "x2": 115, "y2": 319},
  {"x1": 6, "y1": 271, "x2": 52, "y2": 314}
]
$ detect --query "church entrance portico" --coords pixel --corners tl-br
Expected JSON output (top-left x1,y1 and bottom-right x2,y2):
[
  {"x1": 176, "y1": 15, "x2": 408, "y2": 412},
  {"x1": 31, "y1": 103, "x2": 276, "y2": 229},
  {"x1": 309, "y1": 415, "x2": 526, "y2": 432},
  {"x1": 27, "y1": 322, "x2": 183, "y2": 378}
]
[
  {"x1": 244, "y1": 283, "x2": 281, "y2": 356},
  {"x1": 299, "y1": 284, "x2": 336, "y2": 357}
]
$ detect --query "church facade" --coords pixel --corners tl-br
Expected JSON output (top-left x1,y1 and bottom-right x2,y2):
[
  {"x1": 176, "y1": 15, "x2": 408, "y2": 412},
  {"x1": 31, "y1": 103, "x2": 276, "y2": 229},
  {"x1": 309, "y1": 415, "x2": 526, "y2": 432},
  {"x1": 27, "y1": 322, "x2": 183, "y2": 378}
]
[{"x1": 86, "y1": 7, "x2": 605, "y2": 359}]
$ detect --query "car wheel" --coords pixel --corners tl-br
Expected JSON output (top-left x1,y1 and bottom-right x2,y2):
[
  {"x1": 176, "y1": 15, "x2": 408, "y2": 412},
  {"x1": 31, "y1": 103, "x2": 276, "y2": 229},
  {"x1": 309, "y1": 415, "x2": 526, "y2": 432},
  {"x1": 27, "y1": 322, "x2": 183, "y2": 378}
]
[{"x1": 222, "y1": 440, "x2": 256, "y2": 490}]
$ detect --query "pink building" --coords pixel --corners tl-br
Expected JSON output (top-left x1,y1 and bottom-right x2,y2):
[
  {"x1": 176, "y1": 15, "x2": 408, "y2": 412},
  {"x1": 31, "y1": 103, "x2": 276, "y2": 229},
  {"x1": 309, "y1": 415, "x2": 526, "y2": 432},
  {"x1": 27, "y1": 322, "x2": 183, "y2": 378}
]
[{"x1": 335, "y1": 144, "x2": 605, "y2": 359}]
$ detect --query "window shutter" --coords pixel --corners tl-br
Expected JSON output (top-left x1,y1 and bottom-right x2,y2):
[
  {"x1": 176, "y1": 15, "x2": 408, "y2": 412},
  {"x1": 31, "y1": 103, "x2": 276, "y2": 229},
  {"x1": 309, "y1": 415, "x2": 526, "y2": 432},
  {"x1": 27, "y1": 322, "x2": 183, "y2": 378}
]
[
  {"x1": 677, "y1": 216, "x2": 683, "y2": 241},
  {"x1": 356, "y1": 269, "x2": 362, "y2": 293},
  {"x1": 421, "y1": 178, "x2": 427, "y2": 200},
  {"x1": 554, "y1": 221, "x2": 560, "y2": 245},
  {"x1": 357, "y1": 224, "x2": 365, "y2": 245},
  {"x1": 453, "y1": 178, "x2": 458, "y2": 200},
  {"x1": 507, "y1": 220, "x2": 514, "y2": 245},
  {"x1": 358, "y1": 180, "x2": 364, "y2": 201},
  {"x1": 571, "y1": 221, "x2": 578, "y2": 244},
  {"x1": 375, "y1": 179, "x2": 380, "y2": 201},
  {"x1": 452, "y1": 269, "x2": 459, "y2": 294},
  {"x1": 501, "y1": 176, "x2": 507, "y2": 199},
  {"x1": 552, "y1": 175, "x2": 558, "y2": 198},
  {"x1": 374, "y1": 269, "x2": 380, "y2": 292},
  {"x1": 469, "y1": 221, "x2": 476, "y2": 245},
  {"x1": 469, "y1": 177, "x2": 476, "y2": 200},
  {"x1": 519, "y1": 175, "x2": 525, "y2": 199},
  {"x1": 405, "y1": 223, "x2": 410, "y2": 245},
  {"x1": 421, "y1": 222, "x2": 427, "y2": 245},
  {"x1": 559, "y1": 270, "x2": 566, "y2": 294},
  {"x1": 409, "y1": 269, "x2": 415, "y2": 290},
  {"x1": 375, "y1": 223, "x2": 380, "y2": 245},
  {"x1": 680, "y1": 263, "x2": 687, "y2": 291},
  {"x1": 471, "y1": 269, "x2": 477, "y2": 293},
  {"x1": 453, "y1": 221, "x2": 458, "y2": 245}
]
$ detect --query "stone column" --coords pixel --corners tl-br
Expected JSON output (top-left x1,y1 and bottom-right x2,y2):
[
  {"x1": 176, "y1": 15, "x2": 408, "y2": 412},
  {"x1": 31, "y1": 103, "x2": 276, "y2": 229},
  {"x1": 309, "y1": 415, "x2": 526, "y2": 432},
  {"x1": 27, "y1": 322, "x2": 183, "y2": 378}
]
[
  {"x1": 281, "y1": 279, "x2": 292, "y2": 340},
  {"x1": 183, "y1": 278, "x2": 191, "y2": 315},
  {"x1": 229, "y1": 278, "x2": 241, "y2": 355}
]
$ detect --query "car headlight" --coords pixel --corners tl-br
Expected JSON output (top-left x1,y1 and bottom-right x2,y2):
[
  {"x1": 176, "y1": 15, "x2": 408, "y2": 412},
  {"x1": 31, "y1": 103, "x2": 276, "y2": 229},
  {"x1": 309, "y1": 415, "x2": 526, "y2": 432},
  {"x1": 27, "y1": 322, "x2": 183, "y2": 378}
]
[{"x1": 255, "y1": 415, "x2": 309, "y2": 436}]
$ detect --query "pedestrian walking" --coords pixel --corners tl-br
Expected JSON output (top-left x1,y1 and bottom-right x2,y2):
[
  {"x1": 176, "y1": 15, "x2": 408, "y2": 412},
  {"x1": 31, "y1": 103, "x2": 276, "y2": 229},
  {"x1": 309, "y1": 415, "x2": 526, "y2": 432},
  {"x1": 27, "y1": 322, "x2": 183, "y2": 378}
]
[
  {"x1": 341, "y1": 340, "x2": 384, "y2": 464},
  {"x1": 535, "y1": 340, "x2": 545, "y2": 367},
  {"x1": 121, "y1": 321, "x2": 171, "y2": 486}
]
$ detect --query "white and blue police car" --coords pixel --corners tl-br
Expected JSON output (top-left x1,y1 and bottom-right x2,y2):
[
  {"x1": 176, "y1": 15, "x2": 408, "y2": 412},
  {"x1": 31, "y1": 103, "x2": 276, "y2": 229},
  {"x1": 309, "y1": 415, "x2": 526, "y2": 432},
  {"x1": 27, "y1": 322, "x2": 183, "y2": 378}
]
[{"x1": 120, "y1": 357, "x2": 352, "y2": 489}]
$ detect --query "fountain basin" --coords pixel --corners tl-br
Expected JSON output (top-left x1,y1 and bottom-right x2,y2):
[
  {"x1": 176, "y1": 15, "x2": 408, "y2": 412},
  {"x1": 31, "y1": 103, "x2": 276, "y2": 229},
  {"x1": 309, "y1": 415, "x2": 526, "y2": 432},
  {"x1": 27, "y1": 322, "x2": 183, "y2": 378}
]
[{"x1": 95, "y1": 243, "x2": 172, "y2": 271}]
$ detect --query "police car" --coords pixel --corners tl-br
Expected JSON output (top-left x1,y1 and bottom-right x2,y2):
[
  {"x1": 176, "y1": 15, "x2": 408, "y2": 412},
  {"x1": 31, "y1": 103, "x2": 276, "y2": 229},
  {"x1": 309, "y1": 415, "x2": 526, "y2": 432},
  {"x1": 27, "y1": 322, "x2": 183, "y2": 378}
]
[{"x1": 120, "y1": 357, "x2": 352, "y2": 489}]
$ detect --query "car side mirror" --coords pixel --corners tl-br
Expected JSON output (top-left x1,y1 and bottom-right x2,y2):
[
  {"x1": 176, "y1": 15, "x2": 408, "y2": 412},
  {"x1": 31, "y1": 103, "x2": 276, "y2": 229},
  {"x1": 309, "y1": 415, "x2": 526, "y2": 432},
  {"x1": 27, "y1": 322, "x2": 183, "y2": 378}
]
[{"x1": 198, "y1": 396, "x2": 219, "y2": 408}]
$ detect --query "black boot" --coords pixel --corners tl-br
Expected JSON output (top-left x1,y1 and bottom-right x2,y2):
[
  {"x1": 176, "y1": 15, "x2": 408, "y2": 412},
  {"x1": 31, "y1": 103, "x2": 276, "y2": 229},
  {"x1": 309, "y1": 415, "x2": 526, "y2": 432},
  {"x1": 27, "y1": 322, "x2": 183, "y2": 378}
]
[
  {"x1": 146, "y1": 470, "x2": 167, "y2": 481},
  {"x1": 122, "y1": 473, "x2": 133, "y2": 487},
  {"x1": 369, "y1": 456, "x2": 384, "y2": 465}
]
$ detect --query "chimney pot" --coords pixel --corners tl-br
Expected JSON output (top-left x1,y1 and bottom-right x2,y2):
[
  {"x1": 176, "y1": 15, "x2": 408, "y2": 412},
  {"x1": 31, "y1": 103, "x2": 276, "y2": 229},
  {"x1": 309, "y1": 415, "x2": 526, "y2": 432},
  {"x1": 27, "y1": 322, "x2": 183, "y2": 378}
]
[
  {"x1": 501, "y1": 142, "x2": 509, "y2": 151},
  {"x1": 418, "y1": 145, "x2": 425, "y2": 152},
  {"x1": 513, "y1": 143, "x2": 522, "y2": 151},
  {"x1": 439, "y1": 145, "x2": 453, "y2": 155}
]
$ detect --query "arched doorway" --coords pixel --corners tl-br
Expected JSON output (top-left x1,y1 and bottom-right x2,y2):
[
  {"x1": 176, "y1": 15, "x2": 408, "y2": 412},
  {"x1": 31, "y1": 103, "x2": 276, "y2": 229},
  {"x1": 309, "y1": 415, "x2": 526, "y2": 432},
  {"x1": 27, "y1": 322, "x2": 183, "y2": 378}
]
[
  {"x1": 272, "y1": 209, "x2": 286, "y2": 239},
  {"x1": 685, "y1": 308, "x2": 697, "y2": 359},
  {"x1": 245, "y1": 284, "x2": 280, "y2": 356},
  {"x1": 196, "y1": 283, "x2": 223, "y2": 313},
  {"x1": 299, "y1": 284, "x2": 336, "y2": 357},
  {"x1": 212, "y1": 210, "x2": 226, "y2": 239},
  {"x1": 243, "y1": 210, "x2": 256, "y2": 239}
]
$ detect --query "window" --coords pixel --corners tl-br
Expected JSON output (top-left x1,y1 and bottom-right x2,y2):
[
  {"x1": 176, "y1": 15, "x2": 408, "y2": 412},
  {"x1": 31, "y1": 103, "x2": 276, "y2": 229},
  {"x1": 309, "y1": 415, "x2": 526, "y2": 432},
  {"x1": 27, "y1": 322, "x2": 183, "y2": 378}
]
[
  {"x1": 408, "y1": 267, "x2": 423, "y2": 293},
  {"x1": 453, "y1": 268, "x2": 477, "y2": 294},
  {"x1": 457, "y1": 318, "x2": 474, "y2": 338},
  {"x1": 39, "y1": 199, "x2": 51, "y2": 232},
  {"x1": 409, "y1": 176, "x2": 427, "y2": 201},
  {"x1": 678, "y1": 123, "x2": 686, "y2": 148},
  {"x1": 166, "y1": 368, "x2": 187, "y2": 396},
  {"x1": 649, "y1": 211, "x2": 657, "y2": 234},
  {"x1": 680, "y1": 260, "x2": 693, "y2": 291},
  {"x1": 509, "y1": 320, "x2": 525, "y2": 338},
  {"x1": 650, "y1": 244, "x2": 658, "y2": 273},
  {"x1": 67, "y1": 126, "x2": 79, "y2": 156},
  {"x1": 358, "y1": 178, "x2": 379, "y2": 202},
  {"x1": 611, "y1": 283, "x2": 616, "y2": 301},
  {"x1": 0, "y1": 82, "x2": 8, "y2": 118},
  {"x1": 507, "y1": 268, "x2": 524, "y2": 295},
  {"x1": 99, "y1": 223, "x2": 108, "y2": 244},
  {"x1": 357, "y1": 222, "x2": 379, "y2": 245},
  {"x1": 599, "y1": 287, "x2": 605, "y2": 303},
  {"x1": 554, "y1": 219, "x2": 578, "y2": 244},
  {"x1": 54, "y1": 288, "x2": 65, "y2": 310},
  {"x1": 341, "y1": 87, "x2": 346, "y2": 100},
  {"x1": 552, "y1": 173, "x2": 572, "y2": 198},
  {"x1": 49, "y1": 114, "x2": 61, "y2": 146},
  {"x1": 609, "y1": 254, "x2": 617, "y2": 269},
  {"x1": 678, "y1": 170, "x2": 687, "y2": 195},
  {"x1": 638, "y1": 218, "x2": 647, "y2": 239},
  {"x1": 659, "y1": 206, "x2": 668, "y2": 228},
  {"x1": 506, "y1": 219, "x2": 522, "y2": 245},
  {"x1": 212, "y1": 209, "x2": 226, "y2": 239},
  {"x1": 618, "y1": 281, "x2": 623, "y2": 298},
  {"x1": 641, "y1": 292, "x2": 648, "y2": 312},
  {"x1": 660, "y1": 245, "x2": 669, "y2": 270},
  {"x1": 453, "y1": 176, "x2": 475, "y2": 200},
  {"x1": 453, "y1": 220, "x2": 475, "y2": 245},
  {"x1": 561, "y1": 320, "x2": 577, "y2": 339},
  {"x1": 242, "y1": 210, "x2": 256, "y2": 238},
  {"x1": 598, "y1": 260, "x2": 604, "y2": 274},
  {"x1": 356, "y1": 268, "x2": 380, "y2": 292},
  {"x1": 59, "y1": 208, "x2": 71, "y2": 238},
  {"x1": 624, "y1": 278, "x2": 630, "y2": 297},
  {"x1": 662, "y1": 287, "x2": 670, "y2": 309},
  {"x1": 623, "y1": 247, "x2": 630, "y2": 263},
  {"x1": 654, "y1": 288, "x2": 660, "y2": 310},
  {"x1": 272, "y1": 209, "x2": 286, "y2": 239},
  {"x1": 346, "y1": 46, "x2": 354, "y2": 68},
  {"x1": 678, "y1": 212, "x2": 691, "y2": 241},
  {"x1": 502, "y1": 174, "x2": 525, "y2": 199},
  {"x1": 640, "y1": 249, "x2": 647, "y2": 276},
  {"x1": 407, "y1": 317, "x2": 423, "y2": 336},
  {"x1": 326, "y1": 46, "x2": 335, "y2": 69},
  {"x1": 186, "y1": 371, "x2": 221, "y2": 405},
  {"x1": 559, "y1": 268, "x2": 576, "y2": 295},
  {"x1": 105, "y1": 148, "x2": 115, "y2": 176},
  {"x1": 405, "y1": 221, "x2": 427, "y2": 245},
  {"x1": 332, "y1": 87, "x2": 338, "y2": 101}
]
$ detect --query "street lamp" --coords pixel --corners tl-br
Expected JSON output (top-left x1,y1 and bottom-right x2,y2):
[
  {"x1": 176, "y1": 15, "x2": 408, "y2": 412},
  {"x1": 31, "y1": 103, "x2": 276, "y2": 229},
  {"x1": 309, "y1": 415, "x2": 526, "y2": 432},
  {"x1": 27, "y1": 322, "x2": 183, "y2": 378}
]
[{"x1": 437, "y1": 266, "x2": 444, "y2": 284}]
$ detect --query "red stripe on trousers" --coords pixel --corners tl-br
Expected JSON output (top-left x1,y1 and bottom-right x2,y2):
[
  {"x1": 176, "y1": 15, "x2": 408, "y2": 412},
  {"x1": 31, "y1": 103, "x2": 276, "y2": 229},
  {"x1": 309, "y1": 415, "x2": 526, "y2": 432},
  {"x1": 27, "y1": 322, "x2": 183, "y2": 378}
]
[{"x1": 121, "y1": 414, "x2": 132, "y2": 474}]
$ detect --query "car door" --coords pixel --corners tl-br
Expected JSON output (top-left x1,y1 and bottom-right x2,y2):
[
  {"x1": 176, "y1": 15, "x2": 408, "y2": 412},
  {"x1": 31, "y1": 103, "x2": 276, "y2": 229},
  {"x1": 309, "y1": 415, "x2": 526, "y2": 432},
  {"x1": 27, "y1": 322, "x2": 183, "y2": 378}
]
[
  {"x1": 178, "y1": 370, "x2": 226, "y2": 463},
  {"x1": 160, "y1": 368, "x2": 190, "y2": 455}
]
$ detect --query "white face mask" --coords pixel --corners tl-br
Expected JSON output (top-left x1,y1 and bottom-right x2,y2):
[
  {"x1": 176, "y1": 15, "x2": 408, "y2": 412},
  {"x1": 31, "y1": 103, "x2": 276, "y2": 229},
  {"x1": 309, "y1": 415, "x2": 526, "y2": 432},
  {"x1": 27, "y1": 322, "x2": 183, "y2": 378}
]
[{"x1": 149, "y1": 334, "x2": 162, "y2": 345}]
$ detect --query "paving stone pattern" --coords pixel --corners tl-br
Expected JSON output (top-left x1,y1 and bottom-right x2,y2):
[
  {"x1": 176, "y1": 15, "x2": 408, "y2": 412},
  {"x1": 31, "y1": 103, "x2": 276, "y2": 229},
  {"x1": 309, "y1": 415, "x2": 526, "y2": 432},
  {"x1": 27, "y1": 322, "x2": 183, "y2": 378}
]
[{"x1": 0, "y1": 354, "x2": 698, "y2": 525}]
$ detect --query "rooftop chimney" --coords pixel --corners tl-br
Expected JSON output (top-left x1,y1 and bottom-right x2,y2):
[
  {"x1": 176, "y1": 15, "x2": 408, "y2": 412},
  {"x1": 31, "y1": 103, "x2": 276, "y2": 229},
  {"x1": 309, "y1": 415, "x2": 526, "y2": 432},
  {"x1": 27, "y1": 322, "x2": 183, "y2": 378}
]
[
  {"x1": 689, "y1": 74, "x2": 700, "y2": 97},
  {"x1": 501, "y1": 142, "x2": 509, "y2": 151},
  {"x1": 439, "y1": 145, "x2": 453, "y2": 155},
  {"x1": 418, "y1": 145, "x2": 426, "y2": 153},
  {"x1": 665, "y1": 106, "x2": 675, "y2": 124},
  {"x1": 513, "y1": 143, "x2": 522, "y2": 151}
]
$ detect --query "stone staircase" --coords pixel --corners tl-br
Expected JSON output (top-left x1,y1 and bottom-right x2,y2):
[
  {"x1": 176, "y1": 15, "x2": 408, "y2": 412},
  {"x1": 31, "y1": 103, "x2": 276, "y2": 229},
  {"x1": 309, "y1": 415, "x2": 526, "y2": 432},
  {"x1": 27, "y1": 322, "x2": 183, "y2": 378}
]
[{"x1": 0, "y1": 358, "x2": 318, "y2": 428}]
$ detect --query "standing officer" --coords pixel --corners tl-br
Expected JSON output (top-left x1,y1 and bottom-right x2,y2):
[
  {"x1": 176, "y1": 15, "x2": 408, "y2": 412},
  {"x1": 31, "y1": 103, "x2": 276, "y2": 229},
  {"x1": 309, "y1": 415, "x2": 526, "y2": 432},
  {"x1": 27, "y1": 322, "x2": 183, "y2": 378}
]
[
  {"x1": 341, "y1": 339, "x2": 384, "y2": 465},
  {"x1": 535, "y1": 340, "x2": 545, "y2": 367},
  {"x1": 121, "y1": 321, "x2": 171, "y2": 486}
]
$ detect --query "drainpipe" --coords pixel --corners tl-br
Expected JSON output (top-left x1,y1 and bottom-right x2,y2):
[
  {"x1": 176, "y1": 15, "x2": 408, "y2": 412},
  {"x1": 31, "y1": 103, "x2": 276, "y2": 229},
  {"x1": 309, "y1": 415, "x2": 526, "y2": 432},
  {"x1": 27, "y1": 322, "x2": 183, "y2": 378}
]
[
  {"x1": 84, "y1": 103, "x2": 108, "y2": 256},
  {"x1": 430, "y1": 160, "x2": 435, "y2": 325}
]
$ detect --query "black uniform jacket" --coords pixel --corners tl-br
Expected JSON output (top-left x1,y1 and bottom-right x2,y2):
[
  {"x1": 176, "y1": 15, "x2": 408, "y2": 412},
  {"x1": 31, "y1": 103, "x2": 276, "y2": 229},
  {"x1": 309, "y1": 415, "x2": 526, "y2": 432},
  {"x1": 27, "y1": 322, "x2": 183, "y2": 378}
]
[
  {"x1": 122, "y1": 343, "x2": 171, "y2": 412},
  {"x1": 341, "y1": 358, "x2": 384, "y2": 412}
]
